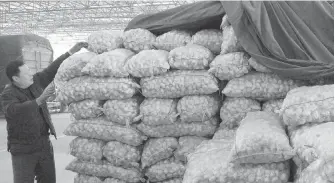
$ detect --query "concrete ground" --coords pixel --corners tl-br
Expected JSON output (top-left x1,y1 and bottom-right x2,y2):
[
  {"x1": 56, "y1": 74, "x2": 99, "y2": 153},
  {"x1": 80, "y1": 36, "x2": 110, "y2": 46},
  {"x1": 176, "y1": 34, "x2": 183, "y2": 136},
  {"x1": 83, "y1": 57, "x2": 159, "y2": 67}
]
[{"x1": 0, "y1": 113, "x2": 76, "y2": 183}]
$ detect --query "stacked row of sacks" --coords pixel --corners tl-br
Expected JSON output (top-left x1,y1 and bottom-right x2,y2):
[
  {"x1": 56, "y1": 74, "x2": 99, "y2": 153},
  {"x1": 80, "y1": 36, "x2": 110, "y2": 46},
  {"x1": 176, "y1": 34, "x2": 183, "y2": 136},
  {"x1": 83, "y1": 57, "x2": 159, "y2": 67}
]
[
  {"x1": 209, "y1": 15, "x2": 306, "y2": 139},
  {"x1": 54, "y1": 37, "x2": 147, "y2": 183},
  {"x1": 183, "y1": 85, "x2": 334, "y2": 183},
  {"x1": 205, "y1": 17, "x2": 333, "y2": 183},
  {"x1": 182, "y1": 83, "x2": 334, "y2": 183},
  {"x1": 280, "y1": 84, "x2": 334, "y2": 183},
  {"x1": 123, "y1": 28, "x2": 223, "y2": 182},
  {"x1": 183, "y1": 111, "x2": 294, "y2": 183},
  {"x1": 124, "y1": 29, "x2": 227, "y2": 183},
  {"x1": 54, "y1": 28, "x2": 224, "y2": 183}
]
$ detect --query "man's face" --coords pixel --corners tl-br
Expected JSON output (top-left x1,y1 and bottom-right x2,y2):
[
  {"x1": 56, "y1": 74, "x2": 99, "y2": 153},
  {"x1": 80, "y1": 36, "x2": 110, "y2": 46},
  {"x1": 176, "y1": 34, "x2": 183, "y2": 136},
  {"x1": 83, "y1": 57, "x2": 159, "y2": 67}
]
[{"x1": 13, "y1": 64, "x2": 34, "y2": 89}]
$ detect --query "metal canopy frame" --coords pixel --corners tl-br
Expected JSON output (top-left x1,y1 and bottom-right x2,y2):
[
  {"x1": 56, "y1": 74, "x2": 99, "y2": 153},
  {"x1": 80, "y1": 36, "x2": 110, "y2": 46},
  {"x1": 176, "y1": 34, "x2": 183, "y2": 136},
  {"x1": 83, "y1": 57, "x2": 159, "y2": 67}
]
[{"x1": 0, "y1": 1, "x2": 191, "y2": 43}]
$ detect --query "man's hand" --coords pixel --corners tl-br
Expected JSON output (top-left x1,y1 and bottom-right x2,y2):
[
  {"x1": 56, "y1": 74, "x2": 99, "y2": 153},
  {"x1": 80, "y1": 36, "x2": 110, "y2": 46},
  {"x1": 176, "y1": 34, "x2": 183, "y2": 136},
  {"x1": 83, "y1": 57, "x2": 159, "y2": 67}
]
[
  {"x1": 68, "y1": 42, "x2": 88, "y2": 55},
  {"x1": 36, "y1": 83, "x2": 56, "y2": 106}
]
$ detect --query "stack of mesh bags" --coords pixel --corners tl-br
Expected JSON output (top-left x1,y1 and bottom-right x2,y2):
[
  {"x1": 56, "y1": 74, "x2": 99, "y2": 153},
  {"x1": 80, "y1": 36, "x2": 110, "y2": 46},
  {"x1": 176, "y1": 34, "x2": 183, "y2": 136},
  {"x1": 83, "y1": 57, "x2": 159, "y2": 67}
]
[
  {"x1": 125, "y1": 29, "x2": 223, "y2": 137},
  {"x1": 122, "y1": 28, "x2": 222, "y2": 183},
  {"x1": 123, "y1": 28, "x2": 182, "y2": 183},
  {"x1": 125, "y1": 29, "x2": 221, "y2": 143},
  {"x1": 136, "y1": 28, "x2": 222, "y2": 138},
  {"x1": 210, "y1": 15, "x2": 306, "y2": 139},
  {"x1": 55, "y1": 31, "x2": 147, "y2": 183},
  {"x1": 279, "y1": 84, "x2": 334, "y2": 183},
  {"x1": 183, "y1": 111, "x2": 294, "y2": 183},
  {"x1": 210, "y1": 15, "x2": 254, "y2": 137}
]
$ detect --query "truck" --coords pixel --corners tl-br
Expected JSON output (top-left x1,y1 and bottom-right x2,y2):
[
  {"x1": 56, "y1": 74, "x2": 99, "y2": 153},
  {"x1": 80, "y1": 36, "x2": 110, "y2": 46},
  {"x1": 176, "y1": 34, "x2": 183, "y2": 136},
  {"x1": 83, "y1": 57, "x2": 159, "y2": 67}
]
[{"x1": 0, "y1": 34, "x2": 65, "y2": 117}]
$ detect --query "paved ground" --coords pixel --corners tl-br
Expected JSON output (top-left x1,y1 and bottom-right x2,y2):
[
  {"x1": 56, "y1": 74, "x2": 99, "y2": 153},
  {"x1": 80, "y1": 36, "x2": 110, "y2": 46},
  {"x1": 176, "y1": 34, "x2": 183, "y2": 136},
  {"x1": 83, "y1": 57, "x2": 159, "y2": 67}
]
[{"x1": 0, "y1": 113, "x2": 76, "y2": 183}]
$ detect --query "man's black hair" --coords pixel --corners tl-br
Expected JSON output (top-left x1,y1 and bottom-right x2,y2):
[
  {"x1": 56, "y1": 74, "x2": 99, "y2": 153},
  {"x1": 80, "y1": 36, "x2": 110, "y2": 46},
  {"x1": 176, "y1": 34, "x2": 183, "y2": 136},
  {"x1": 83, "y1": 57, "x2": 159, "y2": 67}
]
[{"x1": 6, "y1": 60, "x2": 25, "y2": 82}]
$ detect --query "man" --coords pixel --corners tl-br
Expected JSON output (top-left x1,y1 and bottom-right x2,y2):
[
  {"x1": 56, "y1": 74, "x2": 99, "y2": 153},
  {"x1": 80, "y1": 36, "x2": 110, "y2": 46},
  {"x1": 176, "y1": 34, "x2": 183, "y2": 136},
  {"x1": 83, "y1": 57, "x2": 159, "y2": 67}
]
[{"x1": 0, "y1": 42, "x2": 88, "y2": 183}]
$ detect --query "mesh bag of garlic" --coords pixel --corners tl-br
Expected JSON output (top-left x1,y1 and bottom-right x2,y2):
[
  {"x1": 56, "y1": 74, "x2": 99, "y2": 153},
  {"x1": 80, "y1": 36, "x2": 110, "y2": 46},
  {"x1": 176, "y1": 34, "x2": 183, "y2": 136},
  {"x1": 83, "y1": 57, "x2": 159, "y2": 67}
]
[
  {"x1": 136, "y1": 118, "x2": 218, "y2": 138},
  {"x1": 262, "y1": 99, "x2": 284, "y2": 115},
  {"x1": 222, "y1": 72, "x2": 306, "y2": 101},
  {"x1": 137, "y1": 98, "x2": 179, "y2": 126},
  {"x1": 174, "y1": 136, "x2": 208, "y2": 163},
  {"x1": 220, "y1": 25, "x2": 244, "y2": 55},
  {"x1": 209, "y1": 52, "x2": 251, "y2": 80},
  {"x1": 123, "y1": 28, "x2": 156, "y2": 53},
  {"x1": 307, "y1": 76, "x2": 334, "y2": 86},
  {"x1": 69, "y1": 137, "x2": 105, "y2": 163},
  {"x1": 140, "y1": 70, "x2": 219, "y2": 98},
  {"x1": 154, "y1": 30, "x2": 192, "y2": 51},
  {"x1": 280, "y1": 84, "x2": 334, "y2": 127},
  {"x1": 248, "y1": 57, "x2": 272, "y2": 73},
  {"x1": 168, "y1": 44, "x2": 214, "y2": 70},
  {"x1": 212, "y1": 127, "x2": 237, "y2": 140},
  {"x1": 81, "y1": 49, "x2": 134, "y2": 77},
  {"x1": 229, "y1": 111, "x2": 295, "y2": 164},
  {"x1": 191, "y1": 29, "x2": 222, "y2": 54},
  {"x1": 66, "y1": 159, "x2": 144, "y2": 183},
  {"x1": 156, "y1": 178, "x2": 182, "y2": 183},
  {"x1": 103, "y1": 177, "x2": 127, "y2": 183},
  {"x1": 68, "y1": 99, "x2": 104, "y2": 120},
  {"x1": 55, "y1": 52, "x2": 96, "y2": 82},
  {"x1": 102, "y1": 141, "x2": 141, "y2": 169},
  {"x1": 87, "y1": 31, "x2": 124, "y2": 54},
  {"x1": 220, "y1": 15, "x2": 230, "y2": 29},
  {"x1": 125, "y1": 49, "x2": 170, "y2": 77},
  {"x1": 55, "y1": 76, "x2": 140, "y2": 104},
  {"x1": 183, "y1": 139, "x2": 290, "y2": 183},
  {"x1": 294, "y1": 158, "x2": 334, "y2": 183},
  {"x1": 63, "y1": 117, "x2": 147, "y2": 147},
  {"x1": 289, "y1": 122, "x2": 334, "y2": 173},
  {"x1": 74, "y1": 174, "x2": 131, "y2": 183},
  {"x1": 177, "y1": 95, "x2": 220, "y2": 123},
  {"x1": 141, "y1": 137, "x2": 179, "y2": 169},
  {"x1": 220, "y1": 97, "x2": 261, "y2": 128},
  {"x1": 74, "y1": 174, "x2": 103, "y2": 183},
  {"x1": 145, "y1": 157, "x2": 186, "y2": 182},
  {"x1": 103, "y1": 97, "x2": 141, "y2": 126}
]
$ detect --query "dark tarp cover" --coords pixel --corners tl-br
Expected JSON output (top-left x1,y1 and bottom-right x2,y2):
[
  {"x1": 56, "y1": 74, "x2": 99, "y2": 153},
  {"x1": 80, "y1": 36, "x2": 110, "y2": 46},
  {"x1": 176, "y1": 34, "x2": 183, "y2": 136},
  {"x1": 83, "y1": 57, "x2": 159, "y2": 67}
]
[
  {"x1": 124, "y1": 1, "x2": 334, "y2": 80},
  {"x1": 221, "y1": 1, "x2": 334, "y2": 80},
  {"x1": 124, "y1": 1, "x2": 225, "y2": 35},
  {"x1": 0, "y1": 34, "x2": 53, "y2": 114}
]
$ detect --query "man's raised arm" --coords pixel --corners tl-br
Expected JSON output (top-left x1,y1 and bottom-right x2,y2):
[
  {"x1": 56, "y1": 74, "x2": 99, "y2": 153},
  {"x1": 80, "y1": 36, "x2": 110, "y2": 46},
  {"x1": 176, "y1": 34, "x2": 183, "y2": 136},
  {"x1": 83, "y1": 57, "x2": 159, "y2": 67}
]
[{"x1": 35, "y1": 42, "x2": 88, "y2": 89}]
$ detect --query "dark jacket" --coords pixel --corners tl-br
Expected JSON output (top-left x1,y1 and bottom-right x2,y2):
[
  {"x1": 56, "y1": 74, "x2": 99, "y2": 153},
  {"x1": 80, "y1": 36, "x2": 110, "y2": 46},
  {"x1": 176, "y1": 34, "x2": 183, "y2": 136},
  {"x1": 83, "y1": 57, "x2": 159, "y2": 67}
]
[{"x1": 0, "y1": 52, "x2": 70, "y2": 153}]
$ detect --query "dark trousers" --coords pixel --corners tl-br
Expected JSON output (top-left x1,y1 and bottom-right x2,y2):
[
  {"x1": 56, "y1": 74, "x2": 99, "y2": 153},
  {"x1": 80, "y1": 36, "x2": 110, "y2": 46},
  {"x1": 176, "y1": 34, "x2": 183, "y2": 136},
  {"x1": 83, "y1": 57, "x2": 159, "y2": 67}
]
[{"x1": 10, "y1": 138, "x2": 56, "y2": 183}]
